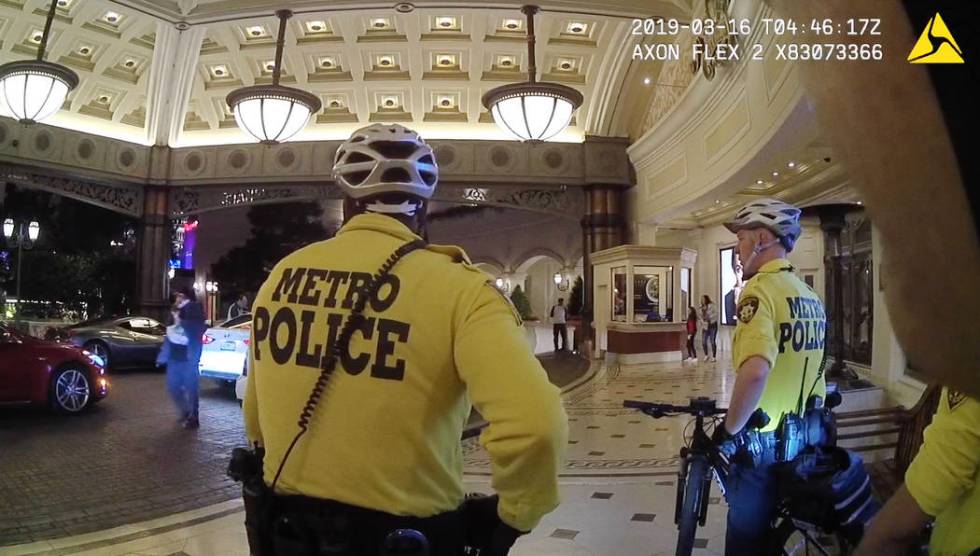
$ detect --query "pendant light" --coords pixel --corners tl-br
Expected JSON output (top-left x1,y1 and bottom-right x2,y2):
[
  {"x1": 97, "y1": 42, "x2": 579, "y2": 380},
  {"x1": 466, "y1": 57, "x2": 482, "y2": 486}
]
[
  {"x1": 0, "y1": 0, "x2": 79, "y2": 124},
  {"x1": 481, "y1": 5, "x2": 582, "y2": 142},
  {"x1": 226, "y1": 10, "x2": 321, "y2": 144}
]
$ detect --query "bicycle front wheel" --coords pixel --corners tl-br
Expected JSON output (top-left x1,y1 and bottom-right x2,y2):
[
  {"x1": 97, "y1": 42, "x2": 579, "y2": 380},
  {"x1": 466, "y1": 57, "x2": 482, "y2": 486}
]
[{"x1": 676, "y1": 456, "x2": 710, "y2": 556}]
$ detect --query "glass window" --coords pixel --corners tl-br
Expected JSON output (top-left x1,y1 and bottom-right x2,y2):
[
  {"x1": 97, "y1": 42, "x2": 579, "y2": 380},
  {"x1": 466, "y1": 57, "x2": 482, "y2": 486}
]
[
  {"x1": 121, "y1": 318, "x2": 164, "y2": 335},
  {"x1": 634, "y1": 266, "x2": 673, "y2": 322},
  {"x1": 612, "y1": 267, "x2": 627, "y2": 322}
]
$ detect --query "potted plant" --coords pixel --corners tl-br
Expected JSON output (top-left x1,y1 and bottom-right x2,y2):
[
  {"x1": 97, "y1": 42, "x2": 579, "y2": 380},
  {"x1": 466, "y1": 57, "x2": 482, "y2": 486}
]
[{"x1": 510, "y1": 285, "x2": 538, "y2": 349}]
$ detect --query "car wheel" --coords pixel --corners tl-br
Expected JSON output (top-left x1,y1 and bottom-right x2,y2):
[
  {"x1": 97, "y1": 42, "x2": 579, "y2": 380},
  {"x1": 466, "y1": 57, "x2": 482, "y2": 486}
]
[
  {"x1": 84, "y1": 341, "x2": 110, "y2": 369},
  {"x1": 50, "y1": 367, "x2": 92, "y2": 414}
]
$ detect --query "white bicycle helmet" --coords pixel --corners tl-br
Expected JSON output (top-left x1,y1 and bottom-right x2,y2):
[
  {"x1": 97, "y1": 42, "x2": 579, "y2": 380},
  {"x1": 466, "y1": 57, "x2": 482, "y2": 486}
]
[
  {"x1": 333, "y1": 123, "x2": 438, "y2": 200},
  {"x1": 724, "y1": 198, "x2": 802, "y2": 250}
]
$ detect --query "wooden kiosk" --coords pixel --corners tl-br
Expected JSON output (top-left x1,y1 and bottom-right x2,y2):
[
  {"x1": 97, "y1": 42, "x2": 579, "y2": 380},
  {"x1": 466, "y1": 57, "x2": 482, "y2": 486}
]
[{"x1": 591, "y1": 245, "x2": 698, "y2": 363}]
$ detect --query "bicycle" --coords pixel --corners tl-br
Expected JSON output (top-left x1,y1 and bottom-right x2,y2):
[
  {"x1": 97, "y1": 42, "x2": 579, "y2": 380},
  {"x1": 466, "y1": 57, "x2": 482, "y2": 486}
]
[{"x1": 624, "y1": 397, "x2": 854, "y2": 556}]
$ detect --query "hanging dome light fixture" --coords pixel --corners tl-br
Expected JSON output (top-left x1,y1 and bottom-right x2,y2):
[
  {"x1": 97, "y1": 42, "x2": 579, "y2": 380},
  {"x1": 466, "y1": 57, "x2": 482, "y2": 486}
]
[
  {"x1": 481, "y1": 5, "x2": 582, "y2": 143},
  {"x1": 226, "y1": 10, "x2": 321, "y2": 144},
  {"x1": 0, "y1": 0, "x2": 79, "y2": 124}
]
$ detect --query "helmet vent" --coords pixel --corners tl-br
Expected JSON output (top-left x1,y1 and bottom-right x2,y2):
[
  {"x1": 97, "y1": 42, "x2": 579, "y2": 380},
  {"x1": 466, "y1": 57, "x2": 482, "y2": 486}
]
[
  {"x1": 381, "y1": 168, "x2": 412, "y2": 183},
  {"x1": 345, "y1": 152, "x2": 373, "y2": 164},
  {"x1": 420, "y1": 170, "x2": 436, "y2": 186},
  {"x1": 418, "y1": 154, "x2": 434, "y2": 166},
  {"x1": 346, "y1": 170, "x2": 371, "y2": 185},
  {"x1": 372, "y1": 141, "x2": 418, "y2": 159}
]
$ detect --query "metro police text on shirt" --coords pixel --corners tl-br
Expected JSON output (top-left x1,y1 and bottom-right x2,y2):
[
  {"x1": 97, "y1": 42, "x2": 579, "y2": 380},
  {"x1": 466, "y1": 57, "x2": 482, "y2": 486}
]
[
  {"x1": 778, "y1": 295, "x2": 827, "y2": 354},
  {"x1": 251, "y1": 266, "x2": 411, "y2": 381}
]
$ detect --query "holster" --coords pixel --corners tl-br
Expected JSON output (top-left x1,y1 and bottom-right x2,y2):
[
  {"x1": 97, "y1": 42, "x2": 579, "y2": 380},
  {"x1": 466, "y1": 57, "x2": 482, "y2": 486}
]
[
  {"x1": 228, "y1": 446, "x2": 275, "y2": 556},
  {"x1": 730, "y1": 430, "x2": 778, "y2": 468}
]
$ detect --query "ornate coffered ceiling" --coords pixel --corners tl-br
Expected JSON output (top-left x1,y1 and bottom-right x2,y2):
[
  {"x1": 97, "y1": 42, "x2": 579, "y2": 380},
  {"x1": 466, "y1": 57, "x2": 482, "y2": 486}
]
[{"x1": 0, "y1": 0, "x2": 695, "y2": 147}]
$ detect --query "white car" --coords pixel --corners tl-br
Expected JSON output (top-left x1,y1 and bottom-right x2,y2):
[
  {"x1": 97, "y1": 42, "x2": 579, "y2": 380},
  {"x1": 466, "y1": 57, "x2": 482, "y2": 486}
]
[{"x1": 199, "y1": 314, "x2": 251, "y2": 386}]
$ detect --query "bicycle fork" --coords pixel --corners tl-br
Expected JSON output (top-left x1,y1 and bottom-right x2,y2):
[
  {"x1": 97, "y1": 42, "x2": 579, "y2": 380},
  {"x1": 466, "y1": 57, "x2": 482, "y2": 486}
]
[
  {"x1": 674, "y1": 448, "x2": 713, "y2": 527},
  {"x1": 674, "y1": 447, "x2": 689, "y2": 526}
]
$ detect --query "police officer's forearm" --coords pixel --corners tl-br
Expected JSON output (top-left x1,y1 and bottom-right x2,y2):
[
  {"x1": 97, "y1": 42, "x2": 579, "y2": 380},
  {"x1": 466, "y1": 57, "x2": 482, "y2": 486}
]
[
  {"x1": 854, "y1": 485, "x2": 930, "y2": 556},
  {"x1": 724, "y1": 356, "x2": 770, "y2": 433}
]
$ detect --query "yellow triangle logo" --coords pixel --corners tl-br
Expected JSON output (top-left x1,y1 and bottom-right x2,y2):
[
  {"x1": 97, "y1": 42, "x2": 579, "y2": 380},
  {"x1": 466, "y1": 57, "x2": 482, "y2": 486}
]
[{"x1": 908, "y1": 13, "x2": 964, "y2": 63}]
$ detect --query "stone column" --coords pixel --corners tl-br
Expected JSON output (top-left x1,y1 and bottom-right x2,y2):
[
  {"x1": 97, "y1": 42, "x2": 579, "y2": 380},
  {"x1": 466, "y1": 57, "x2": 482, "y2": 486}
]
[
  {"x1": 137, "y1": 186, "x2": 170, "y2": 320},
  {"x1": 580, "y1": 185, "x2": 626, "y2": 350}
]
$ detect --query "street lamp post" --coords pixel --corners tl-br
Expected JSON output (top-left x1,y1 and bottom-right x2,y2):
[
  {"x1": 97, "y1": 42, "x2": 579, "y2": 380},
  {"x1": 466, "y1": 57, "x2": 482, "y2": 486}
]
[
  {"x1": 205, "y1": 280, "x2": 219, "y2": 323},
  {"x1": 2, "y1": 218, "x2": 40, "y2": 319}
]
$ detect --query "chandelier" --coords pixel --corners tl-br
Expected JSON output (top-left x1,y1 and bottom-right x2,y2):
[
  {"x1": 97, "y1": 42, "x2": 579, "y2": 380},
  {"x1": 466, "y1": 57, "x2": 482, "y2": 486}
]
[
  {"x1": 481, "y1": 5, "x2": 582, "y2": 142},
  {"x1": 0, "y1": 0, "x2": 79, "y2": 124},
  {"x1": 226, "y1": 10, "x2": 321, "y2": 144}
]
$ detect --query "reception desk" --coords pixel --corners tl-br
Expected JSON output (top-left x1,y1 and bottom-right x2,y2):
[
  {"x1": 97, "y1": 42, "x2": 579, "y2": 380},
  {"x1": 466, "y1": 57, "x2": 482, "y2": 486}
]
[
  {"x1": 591, "y1": 245, "x2": 698, "y2": 364},
  {"x1": 607, "y1": 322, "x2": 686, "y2": 364}
]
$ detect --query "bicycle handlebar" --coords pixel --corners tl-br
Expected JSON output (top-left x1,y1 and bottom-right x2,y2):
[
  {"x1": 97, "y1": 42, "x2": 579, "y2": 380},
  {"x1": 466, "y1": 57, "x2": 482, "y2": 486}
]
[{"x1": 623, "y1": 397, "x2": 727, "y2": 417}]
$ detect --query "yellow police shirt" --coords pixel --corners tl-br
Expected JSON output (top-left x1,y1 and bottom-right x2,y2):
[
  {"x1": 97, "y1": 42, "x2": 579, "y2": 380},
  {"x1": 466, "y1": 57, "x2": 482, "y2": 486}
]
[
  {"x1": 905, "y1": 388, "x2": 980, "y2": 556},
  {"x1": 243, "y1": 213, "x2": 568, "y2": 532},
  {"x1": 731, "y1": 258, "x2": 827, "y2": 432}
]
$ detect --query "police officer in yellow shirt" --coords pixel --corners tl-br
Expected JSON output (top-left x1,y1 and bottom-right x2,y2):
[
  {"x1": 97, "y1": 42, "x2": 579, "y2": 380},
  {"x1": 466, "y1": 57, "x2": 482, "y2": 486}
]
[
  {"x1": 714, "y1": 198, "x2": 827, "y2": 555},
  {"x1": 855, "y1": 388, "x2": 980, "y2": 556},
  {"x1": 238, "y1": 124, "x2": 568, "y2": 555}
]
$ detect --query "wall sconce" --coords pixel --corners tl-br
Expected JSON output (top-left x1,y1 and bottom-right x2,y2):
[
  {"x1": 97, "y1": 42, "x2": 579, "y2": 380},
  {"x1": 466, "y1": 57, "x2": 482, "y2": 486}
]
[
  {"x1": 495, "y1": 277, "x2": 510, "y2": 293},
  {"x1": 554, "y1": 272, "x2": 569, "y2": 291}
]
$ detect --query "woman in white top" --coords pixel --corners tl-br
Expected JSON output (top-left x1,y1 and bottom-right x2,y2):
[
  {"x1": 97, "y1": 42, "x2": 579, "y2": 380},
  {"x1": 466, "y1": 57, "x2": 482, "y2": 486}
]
[{"x1": 700, "y1": 295, "x2": 718, "y2": 362}]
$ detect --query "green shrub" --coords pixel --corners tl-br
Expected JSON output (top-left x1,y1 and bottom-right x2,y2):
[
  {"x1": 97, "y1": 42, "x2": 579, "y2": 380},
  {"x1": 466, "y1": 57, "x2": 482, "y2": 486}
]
[
  {"x1": 568, "y1": 276, "x2": 584, "y2": 317},
  {"x1": 510, "y1": 285, "x2": 533, "y2": 320}
]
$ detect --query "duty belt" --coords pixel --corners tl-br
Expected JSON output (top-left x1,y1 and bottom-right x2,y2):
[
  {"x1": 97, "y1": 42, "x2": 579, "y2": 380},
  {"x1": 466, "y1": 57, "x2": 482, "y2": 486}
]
[
  {"x1": 733, "y1": 430, "x2": 778, "y2": 467},
  {"x1": 269, "y1": 493, "x2": 467, "y2": 556}
]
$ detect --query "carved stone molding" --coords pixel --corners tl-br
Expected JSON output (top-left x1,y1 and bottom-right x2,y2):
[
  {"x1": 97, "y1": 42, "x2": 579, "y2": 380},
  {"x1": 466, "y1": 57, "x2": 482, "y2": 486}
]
[
  {"x1": 168, "y1": 183, "x2": 343, "y2": 217},
  {"x1": 1, "y1": 118, "x2": 627, "y2": 220},
  {"x1": 435, "y1": 184, "x2": 585, "y2": 218},
  {"x1": 169, "y1": 181, "x2": 586, "y2": 219},
  {"x1": 0, "y1": 163, "x2": 144, "y2": 218}
]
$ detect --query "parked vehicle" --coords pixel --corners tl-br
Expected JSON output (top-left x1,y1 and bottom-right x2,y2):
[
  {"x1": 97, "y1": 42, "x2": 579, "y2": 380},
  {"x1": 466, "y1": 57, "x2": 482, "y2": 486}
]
[
  {"x1": 200, "y1": 313, "x2": 251, "y2": 386},
  {"x1": 0, "y1": 322, "x2": 110, "y2": 413},
  {"x1": 54, "y1": 316, "x2": 166, "y2": 370}
]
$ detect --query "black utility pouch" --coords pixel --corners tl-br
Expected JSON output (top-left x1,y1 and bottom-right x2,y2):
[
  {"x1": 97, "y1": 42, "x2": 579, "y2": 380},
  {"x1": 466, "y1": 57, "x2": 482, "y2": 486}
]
[{"x1": 229, "y1": 446, "x2": 275, "y2": 556}]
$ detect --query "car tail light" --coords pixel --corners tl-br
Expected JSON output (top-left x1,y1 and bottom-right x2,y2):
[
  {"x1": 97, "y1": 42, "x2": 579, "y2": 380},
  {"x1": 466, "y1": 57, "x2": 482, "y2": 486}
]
[{"x1": 203, "y1": 334, "x2": 215, "y2": 344}]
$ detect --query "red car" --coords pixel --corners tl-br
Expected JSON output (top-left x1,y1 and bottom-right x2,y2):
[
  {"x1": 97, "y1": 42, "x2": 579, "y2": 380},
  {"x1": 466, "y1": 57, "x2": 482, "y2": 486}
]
[{"x1": 0, "y1": 322, "x2": 110, "y2": 413}]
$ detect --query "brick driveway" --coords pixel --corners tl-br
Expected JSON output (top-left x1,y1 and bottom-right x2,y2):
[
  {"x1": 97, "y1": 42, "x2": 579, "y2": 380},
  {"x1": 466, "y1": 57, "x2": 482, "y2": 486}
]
[
  {"x1": 0, "y1": 370, "x2": 246, "y2": 547},
  {"x1": 0, "y1": 354, "x2": 587, "y2": 547}
]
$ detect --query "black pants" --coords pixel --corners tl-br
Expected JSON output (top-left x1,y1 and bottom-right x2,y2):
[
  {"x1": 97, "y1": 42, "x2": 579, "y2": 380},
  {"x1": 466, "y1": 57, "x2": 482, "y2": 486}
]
[
  {"x1": 553, "y1": 324, "x2": 567, "y2": 351},
  {"x1": 686, "y1": 332, "x2": 697, "y2": 358}
]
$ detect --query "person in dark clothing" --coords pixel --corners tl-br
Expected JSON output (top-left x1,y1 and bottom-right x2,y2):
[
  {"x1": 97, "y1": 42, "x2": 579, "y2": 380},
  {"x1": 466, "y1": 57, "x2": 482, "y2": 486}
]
[
  {"x1": 171, "y1": 286, "x2": 207, "y2": 429},
  {"x1": 685, "y1": 306, "x2": 699, "y2": 361},
  {"x1": 227, "y1": 293, "x2": 250, "y2": 321}
]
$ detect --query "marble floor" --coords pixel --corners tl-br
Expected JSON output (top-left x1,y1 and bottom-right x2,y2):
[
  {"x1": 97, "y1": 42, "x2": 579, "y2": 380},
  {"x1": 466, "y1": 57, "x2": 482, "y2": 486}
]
[{"x1": 2, "y1": 358, "x2": 739, "y2": 556}]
